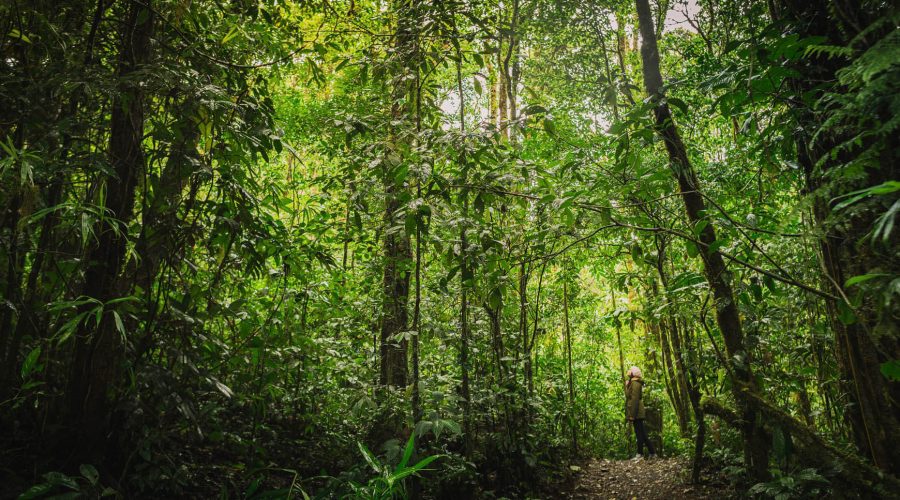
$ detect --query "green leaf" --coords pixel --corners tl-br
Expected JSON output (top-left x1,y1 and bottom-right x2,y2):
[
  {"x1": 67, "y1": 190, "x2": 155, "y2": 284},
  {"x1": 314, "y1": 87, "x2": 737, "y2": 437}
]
[
  {"x1": 213, "y1": 379, "x2": 234, "y2": 398},
  {"x1": 334, "y1": 58, "x2": 350, "y2": 72},
  {"x1": 836, "y1": 300, "x2": 857, "y2": 325},
  {"x1": 222, "y1": 26, "x2": 239, "y2": 44},
  {"x1": 873, "y1": 198, "x2": 899, "y2": 245},
  {"x1": 880, "y1": 360, "x2": 900, "y2": 381},
  {"x1": 414, "y1": 420, "x2": 433, "y2": 438},
  {"x1": 112, "y1": 311, "x2": 125, "y2": 338},
  {"x1": 685, "y1": 241, "x2": 699, "y2": 258},
  {"x1": 706, "y1": 239, "x2": 726, "y2": 255},
  {"x1": 80, "y1": 464, "x2": 99, "y2": 485},
  {"x1": 630, "y1": 245, "x2": 643, "y2": 264},
  {"x1": 42, "y1": 471, "x2": 78, "y2": 490},
  {"x1": 357, "y1": 442, "x2": 382, "y2": 474},
  {"x1": 543, "y1": 117, "x2": 557, "y2": 136},
  {"x1": 844, "y1": 274, "x2": 889, "y2": 287},
  {"x1": 392, "y1": 455, "x2": 440, "y2": 482},
  {"x1": 397, "y1": 433, "x2": 415, "y2": 471},
  {"x1": 693, "y1": 219, "x2": 709, "y2": 236},
  {"x1": 7, "y1": 29, "x2": 32, "y2": 44},
  {"x1": 832, "y1": 181, "x2": 900, "y2": 211},
  {"x1": 667, "y1": 97, "x2": 689, "y2": 116},
  {"x1": 17, "y1": 483, "x2": 54, "y2": 500},
  {"x1": 20, "y1": 346, "x2": 41, "y2": 380},
  {"x1": 488, "y1": 287, "x2": 502, "y2": 310}
]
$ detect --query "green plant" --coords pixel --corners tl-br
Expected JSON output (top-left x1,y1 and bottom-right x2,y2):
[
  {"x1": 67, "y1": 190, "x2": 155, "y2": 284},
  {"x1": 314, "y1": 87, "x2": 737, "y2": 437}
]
[
  {"x1": 18, "y1": 465, "x2": 116, "y2": 499},
  {"x1": 346, "y1": 433, "x2": 441, "y2": 499},
  {"x1": 748, "y1": 468, "x2": 829, "y2": 500}
]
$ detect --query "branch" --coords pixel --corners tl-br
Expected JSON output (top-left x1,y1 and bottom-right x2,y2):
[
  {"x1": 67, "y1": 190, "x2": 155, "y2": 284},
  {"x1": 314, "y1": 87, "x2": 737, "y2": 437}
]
[
  {"x1": 448, "y1": 184, "x2": 837, "y2": 300},
  {"x1": 604, "y1": 217, "x2": 839, "y2": 301}
]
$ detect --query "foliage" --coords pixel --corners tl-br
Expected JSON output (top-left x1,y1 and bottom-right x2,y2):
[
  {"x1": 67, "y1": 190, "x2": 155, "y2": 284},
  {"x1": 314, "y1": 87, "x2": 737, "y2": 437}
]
[
  {"x1": 18, "y1": 465, "x2": 115, "y2": 500},
  {"x1": 346, "y1": 433, "x2": 441, "y2": 499},
  {"x1": 0, "y1": 0, "x2": 897, "y2": 497},
  {"x1": 748, "y1": 468, "x2": 829, "y2": 500}
]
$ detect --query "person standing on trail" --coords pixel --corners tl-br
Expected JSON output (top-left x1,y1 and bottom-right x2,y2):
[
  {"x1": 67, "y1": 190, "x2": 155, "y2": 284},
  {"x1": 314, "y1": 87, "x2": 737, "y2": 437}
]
[{"x1": 626, "y1": 366, "x2": 656, "y2": 459}]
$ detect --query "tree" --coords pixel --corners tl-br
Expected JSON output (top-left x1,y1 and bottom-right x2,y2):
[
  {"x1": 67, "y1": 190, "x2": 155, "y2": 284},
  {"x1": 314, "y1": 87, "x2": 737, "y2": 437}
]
[
  {"x1": 772, "y1": 0, "x2": 900, "y2": 472},
  {"x1": 633, "y1": 0, "x2": 770, "y2": 480},
  {"x1": 379, "y1": 0, "x2": 418, "y2": 389},
  {"x1": 65, "y1": 0, "x2": 154, "y2": 455}
]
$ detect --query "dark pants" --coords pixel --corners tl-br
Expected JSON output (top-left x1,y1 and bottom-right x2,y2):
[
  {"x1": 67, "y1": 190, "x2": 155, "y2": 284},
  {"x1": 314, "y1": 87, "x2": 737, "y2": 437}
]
[{"x1": 633, "y1": 419, "x2": 655, "y2": 456}]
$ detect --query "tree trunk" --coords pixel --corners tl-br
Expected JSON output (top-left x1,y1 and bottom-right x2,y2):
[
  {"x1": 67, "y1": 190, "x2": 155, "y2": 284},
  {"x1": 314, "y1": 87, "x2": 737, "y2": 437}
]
[
  {"x1": 132, "y1": 99, "x2": 199, "y2": 337},
  {"x1": 451, "y1": 18, "x2": 473, "y2": 458},
  {"x1": 496, "y1": 34, "x2": 508, "y2": 142},
  {"x1": 526, "y1": 259, "x2": 548, "y2": 397},
  {"x1": 65, "y1": 0, "x2": 154, "y2": 454},
  {"x1": 654, "y1": 239, "x2": 696, "y2": 437},
  {"x1": 703, "y1": 394, "x2": 900, "y2": 495},
  {"x1": 379, "y1": 0, "x2": 418, "y2": 388},
  {"x1": 410, "y1": 79, "x2": 423, "y2": 499},
  {"x1": 0, "y1": 142, "x2": 25, "y2": 387},
  {"x1": 2, "y1": 0, "x2": 109, "y2": 393},
  {"x1": 651, "y1": 284, "x2": 687, "y2": 435},
  {"x1": 563, "y1": 279, "x2": 578, "y2": 454},
  {"x1": 775, "y1": 0, "x2": 900, "y2": 472},
  {"x1": 611, "y1": 285, "x2": 632, "y2": 453},
  {"x1": 633, "y1": 0, "x2": 770, "y2": 480}
]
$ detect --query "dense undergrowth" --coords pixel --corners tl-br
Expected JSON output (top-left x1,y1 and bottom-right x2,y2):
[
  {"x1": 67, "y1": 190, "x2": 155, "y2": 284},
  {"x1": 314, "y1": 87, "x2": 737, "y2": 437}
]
[{"x1": 1, "y1": 0, "x2": 898, "y2": 498}]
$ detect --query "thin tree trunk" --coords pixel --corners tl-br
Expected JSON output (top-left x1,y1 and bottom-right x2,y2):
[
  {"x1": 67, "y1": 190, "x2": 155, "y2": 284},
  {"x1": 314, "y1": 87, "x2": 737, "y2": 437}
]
[
  {"x1": 611, "y1": 286, "x2": 626, "y2": 387},
  {"x1": 379, "y1": 0, "x2": 417, "y2": 388},
  {"x1": 452, "y1": 19, "x2": 473, "y2": 458},
  {"x1": 650, "y1": 266, "x2": 689, "y2": 435},
  {"x1": 496, "y1": 37, "x2": 508, "y2": 142},
  {"x1": 653, "y1": 317, "x2": 682, "y2": 429},
  {"x1": 654, "y1": 242, "x2": 694, "y2": 435},
  {"x1": 611, "y1": 285, "x2": 630, "y2": 453},
  {"x1": 633, "y1": 0, "x2": 769, "y2": 479},
  {"x1": 130, "y1": 103, "x2": 202, "y2": 362},
  {"x1": 526, "y1": 258, "x2": 548, "y2": 396},
  {"x1": 66, "y1": 0, "x2": 154, "y2": 455},
  {"x1": 564, "y1": 279, "x2": 578, "y2": 454},
  {"x1": 409, "y1": 16, "x2": 424, "y2": 499}
]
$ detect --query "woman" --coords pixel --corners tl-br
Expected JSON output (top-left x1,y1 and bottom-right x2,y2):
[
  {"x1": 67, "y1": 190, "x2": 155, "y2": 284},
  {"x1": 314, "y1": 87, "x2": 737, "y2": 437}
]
[{"x1": 625, "y1": 365, "x2": 655, "y2": 459}]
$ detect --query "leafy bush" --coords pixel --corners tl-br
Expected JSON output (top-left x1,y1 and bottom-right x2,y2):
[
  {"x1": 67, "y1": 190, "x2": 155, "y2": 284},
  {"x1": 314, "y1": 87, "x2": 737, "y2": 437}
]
[
  {"x1": 748, "y1": 468, "x2": 829, "y2": 500},
  {"x1": 18, "y1": 465, "x2": 115, "y2": 499},
  {"x1": 345, "y1": 434, "x2": 441, "y2": 500}
]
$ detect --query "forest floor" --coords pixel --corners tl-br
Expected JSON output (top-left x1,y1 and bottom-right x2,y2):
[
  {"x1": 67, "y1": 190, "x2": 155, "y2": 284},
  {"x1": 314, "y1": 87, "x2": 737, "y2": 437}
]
[{"x1": 566, "y1": 456, "x2": 736, "y2": 499}]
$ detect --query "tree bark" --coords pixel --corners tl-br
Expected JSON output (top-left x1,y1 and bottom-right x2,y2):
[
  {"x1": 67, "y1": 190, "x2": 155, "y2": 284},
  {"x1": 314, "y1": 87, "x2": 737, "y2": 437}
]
[
  {"x1": 65, "y1": 0, "x2": 154, "y2": 454},
  {"x1": 563, "y1": 278, "x2": 578, "y2": 454},
  {"x1": 775, "y1": 0, "x2": 900, "y2": 472},
  {"x1": 703, "y1": 394, "x2": 900, "y2": 495},
  {"x1": 379, "y1": 0, "x2": 417, "y2": 388},
  {"x1": 654, "y1": 238, "x2": 696, "y2": 437},
  {"x1": 633, "y1": 0, "x2": 770, "y2": 480}
]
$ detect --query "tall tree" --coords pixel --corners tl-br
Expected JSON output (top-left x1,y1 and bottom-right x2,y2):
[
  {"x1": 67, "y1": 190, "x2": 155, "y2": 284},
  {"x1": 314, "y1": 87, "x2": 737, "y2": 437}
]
[
  {"x1": 379, "y1": 0, "x2": 418, "y2": 387},
  {"x1": 65, "y1": 0, "x2": 154, "y2": 454},
  {"x1": 773, "y1": 0, "x2": 900, "y2": 472},
  {"x1": 633, "y1": 0, "x2": 770, "y2": 480}
]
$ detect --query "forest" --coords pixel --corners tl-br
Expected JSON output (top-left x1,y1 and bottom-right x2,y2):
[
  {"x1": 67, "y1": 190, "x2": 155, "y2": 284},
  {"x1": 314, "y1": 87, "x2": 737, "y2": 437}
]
[{"x1": 0, "y1": 0, "x2": 898, "y2": 498}]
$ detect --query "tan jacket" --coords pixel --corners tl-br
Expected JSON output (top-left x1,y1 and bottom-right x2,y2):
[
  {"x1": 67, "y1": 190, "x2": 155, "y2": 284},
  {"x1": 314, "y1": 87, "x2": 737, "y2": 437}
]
[{"x1": 626, "y1": 377, "x2": 647, "y2": 420}]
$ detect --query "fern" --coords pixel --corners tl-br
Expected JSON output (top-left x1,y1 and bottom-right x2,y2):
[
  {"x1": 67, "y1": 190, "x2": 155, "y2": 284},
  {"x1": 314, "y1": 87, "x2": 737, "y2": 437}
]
[{"x1": 803, "y1": 44, "x2": 853, "y2": 60}]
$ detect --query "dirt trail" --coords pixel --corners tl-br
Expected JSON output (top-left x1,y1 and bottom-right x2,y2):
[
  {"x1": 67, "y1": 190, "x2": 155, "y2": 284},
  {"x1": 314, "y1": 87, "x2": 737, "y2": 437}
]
[{"x1": 567, "y1": 456, "x2": 735, "y2": 499}]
